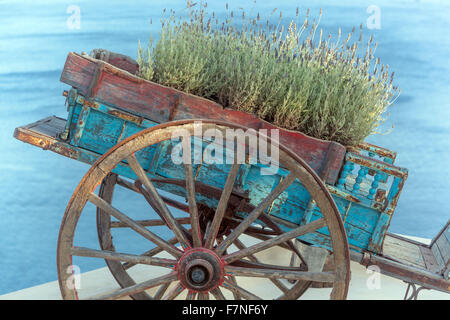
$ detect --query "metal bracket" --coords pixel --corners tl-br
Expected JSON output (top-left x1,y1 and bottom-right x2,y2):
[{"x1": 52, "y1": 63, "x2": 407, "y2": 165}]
[
  {"x1": 59, "y1": 89, "x2": 77, "y2": 141},
  {"x1": 403, "y1": 281, "x2": 430, "y2": 300}
]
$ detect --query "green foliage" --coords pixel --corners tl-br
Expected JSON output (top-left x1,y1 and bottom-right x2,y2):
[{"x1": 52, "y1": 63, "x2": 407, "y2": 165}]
[{"x1": 137, "y1": 2, "x2": 399, "y2": 146}]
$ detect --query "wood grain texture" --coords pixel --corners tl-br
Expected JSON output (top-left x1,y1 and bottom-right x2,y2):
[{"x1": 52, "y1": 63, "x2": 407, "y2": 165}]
[
  {"x1": 382, "y1": 234, "x2": 426, "y2": 269},
  {"x1": 59, "y1": 52, "x2": 346, "y2": 185}
]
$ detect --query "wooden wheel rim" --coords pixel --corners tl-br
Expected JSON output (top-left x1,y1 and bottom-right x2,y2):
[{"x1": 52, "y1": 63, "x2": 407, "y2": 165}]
[{"x1": 57, "y1": 119, "x2": 350, "y2": 300}]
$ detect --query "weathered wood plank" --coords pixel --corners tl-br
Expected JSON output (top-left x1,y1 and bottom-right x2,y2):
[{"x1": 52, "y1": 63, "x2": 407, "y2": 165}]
[
  {"x1": 382, "y1": 234, "x2": 426, "y2": 269},
  {"x1": 432, "y1": 242, "x2": 446, "y2": 270},
  {"x1": 292, "y1": 240, "x2": 329, "y2": 273},
  {"x1": 90, "y1": 49, "x2": 139, "y2": 75},
  {"x1": 433, "y1": 233, "x2": 450, "y2": 268},
  {"x1": 354, "y1": 250, "x2": 450, "y2": 293},
  {"x1": 419, "y1": 246, "x2": 442, "y2": 274},
  {"x1": 60, "y1": 53, "x2": 96, "y2": 96},
  {"x1": 368, "y1": 212, "x2": 391, "y2": 254},
  {"x1": 59, "y1": 52, "x2": 346, "y2": 185}
]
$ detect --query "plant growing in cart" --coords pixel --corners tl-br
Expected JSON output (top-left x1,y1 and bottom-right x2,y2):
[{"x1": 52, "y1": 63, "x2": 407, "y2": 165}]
[{"x1": 137, "y1": 2, "x2": 400, "y2": 146}]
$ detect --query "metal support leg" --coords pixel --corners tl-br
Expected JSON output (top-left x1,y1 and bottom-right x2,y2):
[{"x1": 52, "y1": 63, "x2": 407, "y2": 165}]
[{"x1": 403, "y1": 282, "x2": 430, "y2": 300}]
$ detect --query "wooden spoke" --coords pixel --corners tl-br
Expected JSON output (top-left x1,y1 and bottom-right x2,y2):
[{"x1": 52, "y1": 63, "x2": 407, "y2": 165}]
[
  {"x1": 116, "y1": 177, "x2": 190, "y2": 213},
  {"x1": 157, "y1": 196, "x2": 189, "y2": 213},
  {"x1": 216, "y1": 173, "x2": 296, "y2": 255},
  {"x1": 123, "y1": 237, "x2": 178, "y2": 270},
  {"x1": 182, "y1": 136, "x2": 202, "y2": 247},
  {"x1": 223, "y1": 218, "x2": 326, "y2": 264},
  {"x1": 224, "y1": 265, "x2": 335, "y2": 283},
  {"x1": 70, "y1": 247, "x2": 177, "y2": 268},
  {"x1": 259, "y1": 212, "x2": 308, "y2": 267},
  {"x1": 228, "y1": 275, "x2": 242, "y2": 300},
  {"x1": 221, "y1": 279, "x2": 261, "y2": 300},
  {"x1": 204, "y1": 163, "x2": 240, "y2": 249},
  {"x1": 136, "y1": 182, "x2": 191, "y2": 242},
  {"x1": 87, "y1": 272, "x2": 177, "y2": 300},
  {"x1": 233, "y1": 239, "x2": 288, "y2": 293},
  {"x1": 126, "y1": 153, "x2": 191, "y2": 248},
  {"x1": 186, "y1": 291, "x2": 197, "y2": 300},
  {"x1": 217, "y1": 235, "x2": 242, "y2": 300},
  {"x1": 95, "y1": 173, "x2": 152, "y2": 301},
  {"x1": 210, "y1": 288, "x2": 226, "y2": 300},
  {"x1": 243, "y1": 231, "x2": 292, "y2": 251},
  {"x1": 223, "y1": 217, "x2": 278, "y2": 235},
  {"x1": 110, "y1": 217, "x2": 191, "y2": 228},
  {"x1": 135, "y1": 183, "x2": 192, "y2": 248},
  {"x1": 162, "y1": 282, "x2": 184, "y2": 300},
  {"x1": 230, "y1": 259, "x2": 309, "y2": 271},
  {"x1": 198, "y1": 292, "x2": 209, "y2": 300},
  {"x1": 154, "y1": 282, "x2": 171, "y2": 300},
  {"x1": 116, "y1": 176, "x2": 140, "y2": 192},
  {"x1": 89, "y1": 193, "x2": 183, "y2": 258}
]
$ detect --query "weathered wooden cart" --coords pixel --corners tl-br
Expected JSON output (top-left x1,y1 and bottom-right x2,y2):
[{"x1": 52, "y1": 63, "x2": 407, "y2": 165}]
[{"x1": 14, "y1": 50, "x2": 449, "y2": 300}]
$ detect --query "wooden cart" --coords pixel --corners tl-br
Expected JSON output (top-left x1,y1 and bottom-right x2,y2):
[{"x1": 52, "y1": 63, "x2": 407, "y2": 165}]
[{"x1": 14, "y1": 50, "x2": 449, "y2": 300}]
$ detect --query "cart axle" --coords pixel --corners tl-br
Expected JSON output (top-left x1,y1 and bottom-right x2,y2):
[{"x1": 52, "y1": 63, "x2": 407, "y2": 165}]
[{"x1": 177, "y1": 248, "x2": 224, "y2": 292}]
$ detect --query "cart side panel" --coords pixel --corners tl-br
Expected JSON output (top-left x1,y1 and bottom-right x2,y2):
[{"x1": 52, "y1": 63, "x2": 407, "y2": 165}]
[
  {"x1": 290, "y1": 195, "x2": 380, "y2": 251},
  {"x1": 67, "y1": 99, "x2": 160, "y2": 172},
  {"x1": 59, "y1": 52, "x2": 346, "y2": 185},
  {"x1": 60, "y1": 53, "x2": 96, "y2": 96},
  {"x1": 15, "y1": 115, "x2": 402, "y2": 255},
  {"x1": 64, "y1": 94, "x2": 395, "y2": 253}
]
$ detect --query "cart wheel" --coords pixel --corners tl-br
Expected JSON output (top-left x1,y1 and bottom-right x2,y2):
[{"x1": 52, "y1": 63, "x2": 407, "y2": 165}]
[
  {"x1": 96, "y1": 174, "x2": 315, "y2": 300},
  {"x1": 57, "y1": 120, "x2": 350, "y2": 300}
]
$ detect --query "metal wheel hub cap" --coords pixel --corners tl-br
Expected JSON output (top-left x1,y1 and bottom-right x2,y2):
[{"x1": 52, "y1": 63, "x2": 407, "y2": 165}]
[{"x1": 177, "y1": 248, "x2": 224, "y2": 292}]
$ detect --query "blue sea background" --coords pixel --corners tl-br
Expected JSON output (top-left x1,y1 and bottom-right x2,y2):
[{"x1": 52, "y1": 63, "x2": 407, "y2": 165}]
[{"x1": 0, "y1": 0, "x2": 449, "y2": 295}]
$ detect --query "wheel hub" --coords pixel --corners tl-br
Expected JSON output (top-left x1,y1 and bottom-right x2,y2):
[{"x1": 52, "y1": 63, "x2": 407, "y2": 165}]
[{"x1": 177, "y1": 248, "x2": 224, "y2": 292}]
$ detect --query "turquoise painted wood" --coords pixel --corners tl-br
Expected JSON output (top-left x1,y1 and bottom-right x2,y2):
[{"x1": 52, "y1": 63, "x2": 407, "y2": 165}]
[{"x1": 61, "y1": 88, "x2": 408, "y2": 255}]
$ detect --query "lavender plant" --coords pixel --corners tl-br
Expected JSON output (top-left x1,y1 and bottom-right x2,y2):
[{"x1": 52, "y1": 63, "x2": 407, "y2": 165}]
[{"x1": 137, "y1": 2, "x2": 399, "y2": 146}]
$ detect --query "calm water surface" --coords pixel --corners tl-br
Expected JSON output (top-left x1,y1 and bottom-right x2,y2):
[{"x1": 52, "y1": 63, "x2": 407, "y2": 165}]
[{"x1": 0, "y1": 0, "x2": 449, "y2": 294}]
